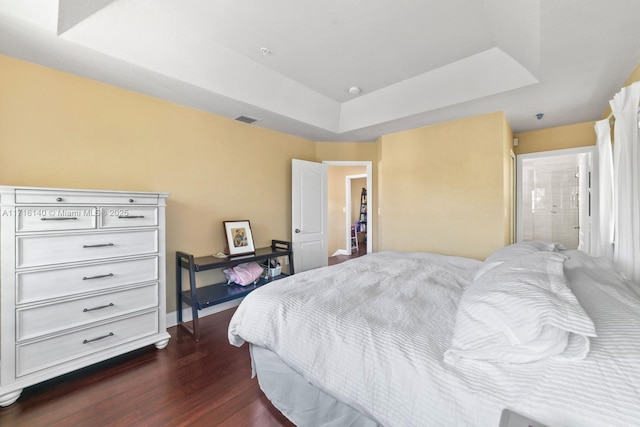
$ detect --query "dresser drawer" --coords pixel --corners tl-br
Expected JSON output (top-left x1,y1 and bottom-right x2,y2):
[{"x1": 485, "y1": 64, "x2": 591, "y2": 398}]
[
  {"x1": 15, "y1": 190, "x2": 158, "y2": 205},
  {"x1": 16, "y1": 229, "x2": 158, "y2": 268},
  {"x1": 100, "y1": 206, "x2": 158, "y2": 228},
  {"x1": 16, "y1": 283, "x2": 159, "y2": 341},
  {"x1": 16, "y1": 256, "x2": 158, "y2": 304},
  {"x1": 16, "y1": 310, "x2": 159, "y2": 377},
  {"x1": 16, "y1": 206, "x2": 97, "y2": 232}
]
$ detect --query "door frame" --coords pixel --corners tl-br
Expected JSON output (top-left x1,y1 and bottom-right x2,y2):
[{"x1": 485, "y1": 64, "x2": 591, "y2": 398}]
[
  {"x1": 324, "y1": 161, "x2": 373, "y2": 254},
  {"x1": 516, "y1": 146, "x2": 595, "y2": 246},
  {"x1": 510, "y1": 150, "x2": 516, "y2": 244}
]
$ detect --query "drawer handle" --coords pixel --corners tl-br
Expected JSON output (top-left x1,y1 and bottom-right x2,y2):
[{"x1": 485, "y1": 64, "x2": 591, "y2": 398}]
[
  {"x1": 83, "y1": 332, "x2": 114, "y2": 344},
  {"x1": 41, "y1": 217, "x2": 78, "y2": 221},
  {"x1": 83, "y1": 273, "x2": 114, "y2": 280},
  {"x1": 56, "y1": 197, "x2": 63, "y2": 202},
  {"x1": 118, "y1": 215, "x2": 145, "y2": 219},
  {"x1": 83, "y1": 302, "x2": 115, "y2": 312},
  {"x1": 129, "y1": 199, "x2": 134, "y2": 203},
  {"x1": 83, "y1": 243, "x2": 114, "y2": 248}
]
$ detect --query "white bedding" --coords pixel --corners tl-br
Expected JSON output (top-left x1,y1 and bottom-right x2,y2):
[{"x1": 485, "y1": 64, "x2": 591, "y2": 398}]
[
  {"x1": 446, "y1": 251, "x2": 597, "y2": 364},
  {"x1": 250, "y1": 344, "x2": 379, "y2": 427},
  {"x1": 228, "y1": 250, "x2": 640, "y2": 426}
]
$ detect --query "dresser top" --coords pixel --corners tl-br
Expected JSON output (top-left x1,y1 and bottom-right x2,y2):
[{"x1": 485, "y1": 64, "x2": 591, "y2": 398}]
[{"x1": 0, "y1": 185, "x2": 169, "y2": 198}]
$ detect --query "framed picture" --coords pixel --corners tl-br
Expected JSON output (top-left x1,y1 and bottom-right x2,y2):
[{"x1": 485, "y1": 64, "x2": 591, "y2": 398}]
[{"x1": 223, "y1": 220, "x2": 256, "y2": 256}]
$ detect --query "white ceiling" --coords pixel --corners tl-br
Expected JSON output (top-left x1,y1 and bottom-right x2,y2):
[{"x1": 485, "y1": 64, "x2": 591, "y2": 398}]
[{"x1": 1, "y1": 0, "x2": 639, "y2": 142}]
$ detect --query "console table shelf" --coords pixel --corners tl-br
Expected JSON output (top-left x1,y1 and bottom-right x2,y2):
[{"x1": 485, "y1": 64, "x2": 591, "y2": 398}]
[
  {"x1": 176, "y1": 240, "x2": 294, "y2": 341},
  {"x1": 180, "y1": 272, "x2": 291, "y2": 308}
]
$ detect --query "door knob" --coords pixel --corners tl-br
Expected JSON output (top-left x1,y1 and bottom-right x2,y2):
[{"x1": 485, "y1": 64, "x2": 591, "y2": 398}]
[{"x1": 295, "y1": 229, "x2": 301, "y2": 233}]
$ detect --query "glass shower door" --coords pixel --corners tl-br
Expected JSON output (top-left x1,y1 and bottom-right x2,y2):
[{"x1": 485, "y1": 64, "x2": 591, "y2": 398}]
[{"x1": 519, "y1": 152, "x2": 589, "y2": 250}]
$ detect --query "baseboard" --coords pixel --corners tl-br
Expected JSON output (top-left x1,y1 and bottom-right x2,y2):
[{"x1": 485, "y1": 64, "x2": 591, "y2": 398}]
[
  {"x1": 166, "y1": 298, "x2": 243, "y2": 328},
  {"x1": 331, "y1": 249, "x2": 349, "y2": 256}
]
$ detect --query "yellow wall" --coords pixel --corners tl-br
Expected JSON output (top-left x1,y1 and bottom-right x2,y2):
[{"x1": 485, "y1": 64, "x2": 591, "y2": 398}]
[
  {"x1": 315, "y1": 141, "x2": 378, "y2": 161},
  {"x1": 4, "y1": 50, "x2": 621, "y2": 310},
  {"x1": 0, "y1": 54, "x2": 316, "y2": 312},
  {"x1": 502, "y1": 116, "x2": 515, "y2": 245},
  {"x1": 378, "y1": 112, "x2": 511, "y2": 260},
  {"x1": 513, "y1": 122, "x2": 596, "y2": 155}
]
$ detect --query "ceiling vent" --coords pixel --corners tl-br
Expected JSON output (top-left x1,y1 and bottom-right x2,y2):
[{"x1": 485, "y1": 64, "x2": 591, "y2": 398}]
[{"x1": 234, "y1": 115, "x2": 260, "y2": 124}]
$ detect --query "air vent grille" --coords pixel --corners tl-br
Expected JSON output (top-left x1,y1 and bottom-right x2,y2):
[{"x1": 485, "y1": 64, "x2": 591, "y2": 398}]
[{"x1": 234, "y1": 115, "x2": 260, "y2": 124}]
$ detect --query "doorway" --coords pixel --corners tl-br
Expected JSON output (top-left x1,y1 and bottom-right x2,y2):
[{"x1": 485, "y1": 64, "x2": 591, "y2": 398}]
[
  {"x1": 324, "y1": 161, "x2": 373, "y2": 263},
  {"x1": 517, "y1": 147, "x2": 593, "y2": 250}
]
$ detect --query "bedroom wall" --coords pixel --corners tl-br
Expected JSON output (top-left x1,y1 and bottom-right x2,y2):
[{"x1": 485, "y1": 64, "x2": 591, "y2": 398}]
[
  {"x1": 502, "y1": 117, "x2": 515, "y2": 246},
  {"x1": 513, "y1": 121, "x2": 596, "y2": 155},
  {"x1": 377, "y1": 112, "x2": 511, "y2": 260},
  {"x1": 0, "y1": 54, "x2": 316, "y2": 313},
  {"x1": 4, "y1": 51, "x2": 627, "y2": 312}
]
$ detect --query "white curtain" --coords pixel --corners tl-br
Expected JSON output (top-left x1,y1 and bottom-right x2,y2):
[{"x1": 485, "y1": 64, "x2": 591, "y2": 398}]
[
  {"x1": 593, "y1": 119, "x2": 614, "y2": 259},
  {"x1": 610, "y1": 81, "x2": 640, "y2": 282}
]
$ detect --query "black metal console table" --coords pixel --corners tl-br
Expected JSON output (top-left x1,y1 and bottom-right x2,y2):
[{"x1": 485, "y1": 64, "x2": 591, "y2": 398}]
[{"x1": 175, "y1": 240, "x2": 294, "y2": 341}]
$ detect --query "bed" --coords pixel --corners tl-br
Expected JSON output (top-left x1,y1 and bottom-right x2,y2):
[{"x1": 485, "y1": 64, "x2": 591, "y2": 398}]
[{"x1": 228, "y1": 243, "x2": 640, "y2": 426}]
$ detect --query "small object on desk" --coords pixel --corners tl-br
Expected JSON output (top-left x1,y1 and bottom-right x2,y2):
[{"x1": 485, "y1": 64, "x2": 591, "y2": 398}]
[
  {"x1": 223, "y1": 220, "x2": 256, "y2": 257},
  {"x1": 223, "y1": 262, "x2": 264, "y2": 286},
  {"x1": 261, "y1": 258, "x2": 281, "y2": 277},
  {"x1": 268, "y1": 265, "x2": 282, "y2": 277},
  {"x1": 214, "y1": 252, "x2": 228, "y2": 258},
  {"x1": 499, "y1": 409, "x2": 547, "y2": 427}
]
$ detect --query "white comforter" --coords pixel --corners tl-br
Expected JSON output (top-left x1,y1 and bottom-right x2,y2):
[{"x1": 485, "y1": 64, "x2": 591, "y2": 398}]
[{"x1": 228, "y1": 251, "x2": 640, "y2": 427}]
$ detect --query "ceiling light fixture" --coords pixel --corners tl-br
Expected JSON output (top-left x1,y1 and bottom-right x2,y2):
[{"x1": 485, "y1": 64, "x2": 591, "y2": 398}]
[
  {"x1": 536, "y1": 113, "x2": 544, "y2": 120},
  {"x1": 260, "y1": 47, "x2": 271, "y2": 56},
  {"x1": 348, "y1": 86, "x2": 361, "y2": 95}
]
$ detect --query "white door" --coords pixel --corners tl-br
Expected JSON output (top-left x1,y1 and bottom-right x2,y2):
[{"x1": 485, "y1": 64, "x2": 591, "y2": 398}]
[{"x1": 292, "y1": 159, "x2": 328, "y2": 272}]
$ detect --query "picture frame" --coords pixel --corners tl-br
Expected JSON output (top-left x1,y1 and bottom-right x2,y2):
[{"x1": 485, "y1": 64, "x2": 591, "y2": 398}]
[{"x1": 223, "y1": 220, "x2": 256, "y2": 256}]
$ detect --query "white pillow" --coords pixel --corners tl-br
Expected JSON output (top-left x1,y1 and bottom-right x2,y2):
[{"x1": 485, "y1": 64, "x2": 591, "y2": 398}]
[
  {"x1": 485, "y1": 240, "x2": 562, "y2": 264},
  {"x1": 445, "y1": 251, "x2": 596, "y2": 365},
  {"x1": 474, "y1": 241, "x2": 564, "y2": 280}
]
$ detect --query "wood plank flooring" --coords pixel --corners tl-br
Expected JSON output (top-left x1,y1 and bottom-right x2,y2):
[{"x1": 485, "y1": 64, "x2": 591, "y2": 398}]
[
  {"x1": 328, "y1": 244, "x2": 367, "y2": 266},
  {"x1": 0, "y1": 309, "x2": 294, "y2": 427}
]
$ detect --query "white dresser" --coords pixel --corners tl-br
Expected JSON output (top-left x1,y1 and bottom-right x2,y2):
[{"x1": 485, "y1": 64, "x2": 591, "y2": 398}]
[{"x1": 0, "y1": 186, "x2": 170, "y2": 406}]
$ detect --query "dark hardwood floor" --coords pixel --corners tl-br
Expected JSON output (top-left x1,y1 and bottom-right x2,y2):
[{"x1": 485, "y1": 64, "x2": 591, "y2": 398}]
[
  {"x1": 0, "y1": 309, "x2": 295, "y2": 427},
  {"x1": 328, "y1": 242, "x2": 367, "y2": 266}
]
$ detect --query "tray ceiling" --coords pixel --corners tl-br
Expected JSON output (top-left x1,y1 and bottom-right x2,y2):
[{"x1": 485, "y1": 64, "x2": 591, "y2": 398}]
[{"x1": 1, "y1": 0, "x2": 639, "y2": 141}]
